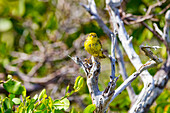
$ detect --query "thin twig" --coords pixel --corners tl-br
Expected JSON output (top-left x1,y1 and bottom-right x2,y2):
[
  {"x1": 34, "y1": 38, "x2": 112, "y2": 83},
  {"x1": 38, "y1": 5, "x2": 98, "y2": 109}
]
[
  {"x1": 29, "y1": 29, "x2": 45, "y2": 52},
  {"x1": 159, "y1": 4, "x2": 170, "y2": 15},
  {"x1": 27, "y1": 61, "x2": 44, "y2": 77},
  {"x1": 5, "y1": 64, "x2": 69, "y2": 84},
  {"x1": 141, "y1": 22, "x2": 168, "y2": 48},
  {"x1": 146, "y1": 0, "x2": 166, "y2": 16},
  {"x1": 153, "y1": 23, "x2": 163, "y2": 36},
  {"x1": 69, "y1": 55, "x2": 89, "y2": 75},
  {"x1": 110, "y1": 58, "x2": 159, "y2": 104},
  {"x1": 111, "y1": 44, "x2": 162, "y2": 103},
  {"x1": 109, "y1": 33, "x2": 117, "y2": 81},
  {"x1": 163, "y1": 10, "x2": 170, "y2": 49},
  {"x1": 116, "y1": 42, "x2": 136, "y2": 102},
  {"x1": 80, "y1": 2, "x2": 114, "y2": 40},
  {"x1": 140, "y1": 45, "x2": 163, "y2": 63}
]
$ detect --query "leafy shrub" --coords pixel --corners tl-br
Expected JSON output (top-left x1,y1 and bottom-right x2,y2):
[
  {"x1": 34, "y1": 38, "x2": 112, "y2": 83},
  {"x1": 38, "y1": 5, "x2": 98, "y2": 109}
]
[{"x1": 0, "y1": 75, "x2": 96, "y2": 113}]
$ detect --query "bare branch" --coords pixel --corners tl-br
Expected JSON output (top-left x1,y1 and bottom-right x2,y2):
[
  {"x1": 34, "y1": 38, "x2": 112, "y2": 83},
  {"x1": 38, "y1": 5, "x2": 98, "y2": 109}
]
[
  {"x1": 158, "y1": 4, "x2": 170, "y2": 15},
  {"x1": 107, "y1": 3, "x2": 163, "y2": 113},
  {"x1": 116, "y1": 43, "x2": 136, "y2": 102},
  {"x1": 146, "y1": 0, "x2": 166, "y2": 16},
  {"x1": 129, "y1": 10, "x2": 170, "y2": 113},
  {"x1": 80, "y1": 1, "x2": 114, "y2": 40},
  {"x1": 141, "y1": 22, "x2": 168, "y2": 48},
  {"x1": 29, "y1": 29, "x2": 45, "y2": 52},
  {"x1": 70, "y1": 55, "x2": 107, "y2": 112},
  {"x1": 19, "y1": 29, "x2": 29, "y2": 48},
  {"x1": 163, "y1": 10, "x2": 170, "y2": 49},
  {"x1": 107, "y1": 5, "x2": 153, "y2": 85},
  {"x1": 4, "y1": 64, "x2": 68, "y2": 84},
  {"x1": 27, "y1": 61, "x2": 44, "y2": 77},
  {"x1": 69, "y1": 56, "x2": 89, "y2": 75},
  {"x1": 111, "y1": 45, "x2": 162, "y2": 105},
  {"x1": 112, "y1": 46, "x2": 162, "y2": 106},
  {"x1": 122, "y1": 1, "x2": 169, "y2": 25},
  {"x1": 140, "y1": 51, "x2": 170, "y2": 112},
  {"x1": 128, "y1": 15, "x2": 154, "y2": 24},
  {"x1": 109, "y1": 33, "x2": 117, "y2": 81},
  {"x1": 140, "y1": 45, "x2": 163, "y2": 63},
  {"x1": 79, "y1": 0, "x2": 168, "y2": 112},
  {"x1": 106, "y1": 0, "x2": 123, "y2": 8},
  {"x1": 110, "y1": 56, "x2": 161, "y2": 105},
  {"x1": 153, "y1": 23, "x2": 163, "y2": 36}
]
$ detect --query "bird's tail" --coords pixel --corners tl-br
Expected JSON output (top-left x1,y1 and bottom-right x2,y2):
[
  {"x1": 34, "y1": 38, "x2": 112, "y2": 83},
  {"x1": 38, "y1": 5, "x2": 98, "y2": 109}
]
[{"x1": 99, "y1": 52, "x2": 106, "y2": 58}]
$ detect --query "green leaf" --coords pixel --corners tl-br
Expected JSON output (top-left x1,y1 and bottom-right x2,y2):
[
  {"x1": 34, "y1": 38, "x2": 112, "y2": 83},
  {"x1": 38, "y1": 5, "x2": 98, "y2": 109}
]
[
  {"x1": 39, "y1": 103, "x2": 46, "y2": 110},
  {"x1": 38, "y1": 89, "x2": 46, "y2": 100},
  {"x1": 17, "y1": 102, "x2": 24, "y2": 112},
  {"x1": 9, "y1": 94, "x2": 15, "y2": 100},
  {"x1": 46, "y1": 12, "x2": 58, "y2": 30},
  {"x1": 3, "y1": 76, "x2": 26, "y2": 95},
  {"x1": 7, "y1": 75, "x2": 12, "y2": 79},
  {"x1": 48, "y1": 96, "x2": 53, "y2": 109},
  {"x1": 65, "y1": 85, "x2": 70, "y2": 96},
  {"x1": 22, "y1": 86, "x2": 26, "y2": 97},
  {"x1": 27, "y1": 104, "x2": 34, "y2": 113},
  {"x1": 167, "y1": 105, "x2": 170, "y2": 113},
  {"x1": 33, "y1": 94, "x2": 38, "y2": 100},
  {"x1": 0, "y1": 18, "x2": 13, "y2": 32},
  {"x1": 53, "y1": 98, "x2": 70, "y2": 110},
  {"x1": 12, "y1": 98, "x2": 21, "y2": 105},
  {"x1": 1, "y1": 31, "x2": 14, "y2": 51},
  {"x1": 73, "y1": 76, "x2": 84, "y2": 92},
  {"x1": 2, "y1": 97, "x2": 13, "y2": 112},
  {"x1": 161, "y1": 45, "x2": 167, "y2": 58},
  {"x1": 83, "y1": 104, "x2": 96, "y2": 113},
  {"x1": 18, "y1": 0, "x2": 25, "y2": 16},
  {"x1": 34, "y1": 110, "x2": 43, "y2": 113},
  {"x1": 26, "y1": 97, "x2": 38, "y2": 112},
  {"x1": 155, "y1": 102, "x2": 170, "y2": 113}
]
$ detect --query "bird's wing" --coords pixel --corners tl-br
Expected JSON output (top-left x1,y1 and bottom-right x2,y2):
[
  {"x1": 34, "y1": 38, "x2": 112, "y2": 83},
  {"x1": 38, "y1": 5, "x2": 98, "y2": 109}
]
[{"x1": 97, "y1": 39, "x2": 103, "y2": 51}]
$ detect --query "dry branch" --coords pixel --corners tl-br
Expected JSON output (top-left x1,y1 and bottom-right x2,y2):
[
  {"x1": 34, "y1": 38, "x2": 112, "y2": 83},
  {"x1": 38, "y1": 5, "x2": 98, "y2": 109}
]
[{"x1": 79, "y1": 0, "x2": 170, "y2": 113}]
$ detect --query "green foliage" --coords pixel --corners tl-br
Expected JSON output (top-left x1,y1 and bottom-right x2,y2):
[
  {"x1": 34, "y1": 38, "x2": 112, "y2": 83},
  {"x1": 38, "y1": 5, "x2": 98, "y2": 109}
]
[
  {"x1": 83, "y1": 104, "x2": 96, "y2": 113},
  {"x1": 0, "y1": 18, "x2": 13, "y2": 32},
  {"x1": 155, "y1": 102, "x2": 170, "y2": 113},
  {"x1": 0, "y1": 75, "x2": 92, "y2": 113},
  {"x1": 38, "y1": 89, "x2": 46, "y2": 101},
  {"x1": 109, "y1": 90, "x2": 130, "y2": 112},
  {"x1": 150, "y1": 89, "x2": 170, "y2": 113},
  {"x1": 3, "y1": 75, "x2": 26, "y2": 96},
  {"x1": 63, "y1": 76, "x2": 84, "y2": 99},
  {"x1": 53, "y1": 98, "x2": 70, "y2": 111},
  {"x1": 73, "y1": 76, "x2": 84, "y2": 92},
  {"x1": 1, "y1": 97, "x2": 13, "y2": 113}
]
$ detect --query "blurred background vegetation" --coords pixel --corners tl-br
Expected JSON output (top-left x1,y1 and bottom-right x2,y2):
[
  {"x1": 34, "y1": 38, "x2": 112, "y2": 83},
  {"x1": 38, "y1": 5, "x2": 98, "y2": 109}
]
[{"x1": 0, "y1": 0, "x2": 169, "y2": 112}]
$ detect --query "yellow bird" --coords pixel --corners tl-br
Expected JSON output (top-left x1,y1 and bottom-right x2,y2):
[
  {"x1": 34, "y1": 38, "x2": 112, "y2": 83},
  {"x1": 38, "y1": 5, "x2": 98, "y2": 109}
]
[{"x1": 84, "y1": 33, "x2": 106, "y2": 58}]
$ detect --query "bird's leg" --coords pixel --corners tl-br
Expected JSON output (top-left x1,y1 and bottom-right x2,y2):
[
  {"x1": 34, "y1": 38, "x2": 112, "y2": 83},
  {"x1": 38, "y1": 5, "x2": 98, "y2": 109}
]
[{"x1": 93, "y1": 56, "x2": 99, "y2": 62}]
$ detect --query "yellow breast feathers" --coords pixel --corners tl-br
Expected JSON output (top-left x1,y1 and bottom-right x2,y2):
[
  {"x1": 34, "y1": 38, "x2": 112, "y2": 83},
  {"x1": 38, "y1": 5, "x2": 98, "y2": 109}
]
[{"x1": 84, "y1": 33, "x2": 106, "y2": 58}]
